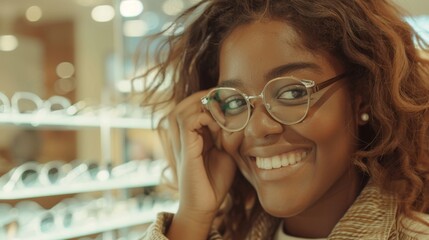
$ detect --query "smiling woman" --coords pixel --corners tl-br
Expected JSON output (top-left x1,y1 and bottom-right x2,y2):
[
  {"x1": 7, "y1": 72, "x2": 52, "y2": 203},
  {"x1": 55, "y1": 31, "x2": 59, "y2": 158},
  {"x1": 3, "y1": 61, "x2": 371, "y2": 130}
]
[{"x1": 136, "y1": 0, "x2": 429, "y2": 239}]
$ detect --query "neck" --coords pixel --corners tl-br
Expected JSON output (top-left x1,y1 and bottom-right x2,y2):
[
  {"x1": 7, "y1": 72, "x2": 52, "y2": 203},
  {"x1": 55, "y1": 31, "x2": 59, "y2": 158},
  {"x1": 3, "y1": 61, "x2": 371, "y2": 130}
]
[{"x1": 282, "y1": 170, "x2": 366, "y2": 238}]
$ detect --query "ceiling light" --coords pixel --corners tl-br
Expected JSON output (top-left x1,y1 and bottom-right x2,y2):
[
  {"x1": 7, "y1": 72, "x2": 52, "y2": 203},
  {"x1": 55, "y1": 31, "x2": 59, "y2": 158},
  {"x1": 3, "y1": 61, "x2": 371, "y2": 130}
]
[
  {"x1": 25, "y1": 6, "x2": 43, "y2": 22},
  {"x1": 120, "y1": 0, "x2": 144, "y2": 18},
  {"x1": 56, "y1": 62, "x2": 75, "y2": 78},
  {"x1": 123, "y1": 20, "x2": 149, "y2": 37},
  {"x1": 91, "y1": 5, "x2": 115, "y2": 22},
  {"x1": 0, "y1": 35, "x2": 18, "y2": 52}
]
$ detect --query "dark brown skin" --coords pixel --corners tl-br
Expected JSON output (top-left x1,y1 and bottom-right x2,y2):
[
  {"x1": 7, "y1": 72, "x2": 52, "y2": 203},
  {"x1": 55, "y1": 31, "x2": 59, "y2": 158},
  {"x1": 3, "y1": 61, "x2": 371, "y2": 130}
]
[
  {"x1": 219, "y1": 21, "x2": 368, "y2": 238},
  {"x1": 167, "y1": 20, "x2": 367, "y2": 239}
]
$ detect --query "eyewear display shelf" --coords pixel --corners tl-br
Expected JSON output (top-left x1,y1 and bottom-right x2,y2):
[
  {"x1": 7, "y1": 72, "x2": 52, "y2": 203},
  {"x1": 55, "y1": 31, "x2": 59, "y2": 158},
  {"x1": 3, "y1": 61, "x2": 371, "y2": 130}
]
[
  {"x1": 32, "y1": 212, "x2": 152, "y2": 240},
  {"x1": 0, "y1": 174, "x2": 160, "y2": 200},
  {"x1": 0, "y1": 112, "x2": 168, "y2": 240},
  {"x1": 15, "y1": 209, "x2": 165, "y2": 240}
]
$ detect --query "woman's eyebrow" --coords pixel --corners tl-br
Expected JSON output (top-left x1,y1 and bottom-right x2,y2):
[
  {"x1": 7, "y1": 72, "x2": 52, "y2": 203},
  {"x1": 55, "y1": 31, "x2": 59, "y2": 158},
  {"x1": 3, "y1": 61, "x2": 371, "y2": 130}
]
[
  {"x1": 265, "y1": 62, "x2": 323, "y2": 80},
  {"x1": 217, "y1": 79, "x2": 244, "y2": 88},
  {"x1": 217, "y1": 62, "x2": 322, "y2": 88}
]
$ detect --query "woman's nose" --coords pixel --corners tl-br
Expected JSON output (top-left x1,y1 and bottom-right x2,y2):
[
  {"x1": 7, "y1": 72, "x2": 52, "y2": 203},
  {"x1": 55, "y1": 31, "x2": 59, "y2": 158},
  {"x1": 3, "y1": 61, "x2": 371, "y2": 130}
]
[{"x1": 244, "y1": 102, "x2": 283, "y2": 138}]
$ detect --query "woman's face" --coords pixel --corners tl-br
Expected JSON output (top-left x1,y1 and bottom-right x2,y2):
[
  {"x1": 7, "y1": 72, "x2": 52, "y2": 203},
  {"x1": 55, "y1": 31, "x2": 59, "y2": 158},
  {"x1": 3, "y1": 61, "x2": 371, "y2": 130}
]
[{"x1": 218, "y1": 20, "x2": 362, "y2": 218}]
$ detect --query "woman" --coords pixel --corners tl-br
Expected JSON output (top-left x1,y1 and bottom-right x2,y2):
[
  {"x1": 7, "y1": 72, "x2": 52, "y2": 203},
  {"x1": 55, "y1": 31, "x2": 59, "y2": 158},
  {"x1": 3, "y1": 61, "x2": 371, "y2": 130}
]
[{"x1": 138, "y1": 0, "x2": 429, "y2": 239}]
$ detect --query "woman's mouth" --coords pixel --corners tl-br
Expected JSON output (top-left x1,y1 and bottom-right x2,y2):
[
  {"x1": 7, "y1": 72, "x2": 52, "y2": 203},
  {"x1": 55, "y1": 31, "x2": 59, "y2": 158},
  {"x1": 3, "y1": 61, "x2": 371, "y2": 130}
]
[{"x1": 255, "y1": 150, "x2": 308, "y2": 170}]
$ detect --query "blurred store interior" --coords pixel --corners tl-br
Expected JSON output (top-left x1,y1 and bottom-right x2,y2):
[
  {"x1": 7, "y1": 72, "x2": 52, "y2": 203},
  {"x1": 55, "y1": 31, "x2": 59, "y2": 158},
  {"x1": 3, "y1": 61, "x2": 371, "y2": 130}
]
[{"x1": 0, "y1": 0, "x2": 427, "y2": 239}]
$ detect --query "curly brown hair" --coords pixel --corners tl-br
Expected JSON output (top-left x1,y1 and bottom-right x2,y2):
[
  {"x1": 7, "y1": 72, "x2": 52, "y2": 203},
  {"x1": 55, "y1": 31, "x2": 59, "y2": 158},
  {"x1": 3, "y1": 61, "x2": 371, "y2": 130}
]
[{"x1": 136, "y1": 0, "x2": 429, "y2": 238}]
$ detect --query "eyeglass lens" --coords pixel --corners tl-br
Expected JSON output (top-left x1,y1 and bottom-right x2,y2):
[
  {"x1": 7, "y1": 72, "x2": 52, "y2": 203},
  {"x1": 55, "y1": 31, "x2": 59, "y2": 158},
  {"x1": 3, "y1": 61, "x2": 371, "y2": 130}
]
[
  {"x1": 47, "y1": 168, "x2": 60, "y2": 184},
  {"x1": 206, "y1": 78, "x2": 310, "y2": 131},
  {"x1": 21, "y1": 169, "x2": 38, "y2": 187}
]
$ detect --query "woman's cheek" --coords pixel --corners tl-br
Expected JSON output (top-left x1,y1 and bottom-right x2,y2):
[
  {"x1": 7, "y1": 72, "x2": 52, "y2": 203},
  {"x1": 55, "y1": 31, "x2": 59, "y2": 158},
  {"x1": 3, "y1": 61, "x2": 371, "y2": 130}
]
[
  {"x1": 221, "y1": 131, "x2": 250, "y2": 175},
  {"x1": 295, "y1": 103, "x2": 357, "y2": 168},
  {"x1": 221, "y1": 131, "x2": 243, "y2": 158},
  {"x1": 299, "y1": 90, "x2": 355, "y2": 143}
]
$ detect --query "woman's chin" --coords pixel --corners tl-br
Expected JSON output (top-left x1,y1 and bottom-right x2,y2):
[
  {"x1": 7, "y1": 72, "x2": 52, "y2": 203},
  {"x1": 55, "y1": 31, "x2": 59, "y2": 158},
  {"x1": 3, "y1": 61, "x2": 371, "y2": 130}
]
[{"x1": 257, "y1": 193, "x2": 307, "y2": 218}]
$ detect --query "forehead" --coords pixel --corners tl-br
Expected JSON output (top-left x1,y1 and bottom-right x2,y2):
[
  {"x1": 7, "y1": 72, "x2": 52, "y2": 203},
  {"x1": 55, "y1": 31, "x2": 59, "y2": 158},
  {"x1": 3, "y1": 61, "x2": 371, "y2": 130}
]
[
  {"x1": 218, "y1": 20, "x2": 341, "y2": 89},
  {"x1": 221, "y1": 20, "x2": 303, "y2": 53},
  {"x1": 219, "y1": 21, "x2": 305, "y2": 77},
  {"x1": 219, "y1": 21, "x2": 344, "y2": 89}
]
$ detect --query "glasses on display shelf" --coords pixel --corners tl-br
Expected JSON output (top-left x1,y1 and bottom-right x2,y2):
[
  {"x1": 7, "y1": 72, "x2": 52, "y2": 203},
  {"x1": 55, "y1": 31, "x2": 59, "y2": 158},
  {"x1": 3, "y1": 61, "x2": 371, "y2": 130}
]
[
  {"x1": 65, "y1": 100, "x2": 94, "y2": 116},
  {"x1": 41, "y1": 95, "x2": 72, "y2": 114},
  {"x1": 1, "y1": 202, "x2": 40, "y2": 238},
  {"x1": 21, "y1": 207, "x2": 80, "y2": 235},
  {"x1": 38, "y1": 160, "x2": 70, "y2": 185},
  {"x1": 68, "y1": 102, "x2": 147, "y2": 118},
  {"x1": 11, "y1": 92, "x2": 44, "y2": 114},
  {"x1": 201, "y1": 73, "x2": 347, "y2": 132},
  {"x1": 55, "y1": 196, "x2": 98, "y2": 227},
  {"x1": 38, "y1": 212, "x2": 56, "y2": 233},
  {"x1": 5, "y1": 192, "x2": 177, "y2": 238},
  {"x1": 0, "y1": 159, "x2": 163, "y2": 194},
  {"x1": 111, "y1": 159, "x2": 154, "y2": 178},
  {"x1": 14, "y1": 201, "x2": 45, "y2": 228},
  {"x1": 113, "y1": 159, "x2": 165, "y2": 180},
  {"x1": 0, "y1": 161, "x2": 73, "y2": 191},
  {"x1": 16, "y1": 204, "x2": 70, "y2": 236},
  {"x1": 0, "y1": 161, "x2": 71, "y2": 192},
  {"x1": 0, "y1": 162, "x2": 41, "y2": 192},
  {"x1": 1, "y1": 91, "x2": 148, "y2": 120},
  {"x1": 0, "y1": 92, "x2": 10, "y2": 114},
  {"x1": 60, "y1": 161, "x2": 111, "y2": 184},
  {"x1": 14, "y1": 196, "x2": 97, "y2": 237},
  {"x1": 11, "y1": 92, "x2": 72, "y2": 115}
]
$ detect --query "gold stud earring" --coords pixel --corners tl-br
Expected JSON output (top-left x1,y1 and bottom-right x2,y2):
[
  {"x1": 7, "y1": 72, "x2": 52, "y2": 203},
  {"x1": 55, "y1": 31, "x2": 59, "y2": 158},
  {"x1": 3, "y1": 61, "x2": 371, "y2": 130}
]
[{"x1": 361, "y1": 113, "x2": 369, "y2": 122}]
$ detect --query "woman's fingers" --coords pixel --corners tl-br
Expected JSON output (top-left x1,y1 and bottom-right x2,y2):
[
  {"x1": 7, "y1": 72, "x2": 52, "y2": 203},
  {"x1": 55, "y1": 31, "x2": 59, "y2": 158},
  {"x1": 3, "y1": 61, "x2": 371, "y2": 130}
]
[
  {"x1": 165, "y1": 90, "x2": 210, "y2": 164},
  {"x1": 172, "y1": 91, "x2": 217, "y2": 158},
  {"x1": 161, "y1": 89, "x2": 237, "y2": 220}
]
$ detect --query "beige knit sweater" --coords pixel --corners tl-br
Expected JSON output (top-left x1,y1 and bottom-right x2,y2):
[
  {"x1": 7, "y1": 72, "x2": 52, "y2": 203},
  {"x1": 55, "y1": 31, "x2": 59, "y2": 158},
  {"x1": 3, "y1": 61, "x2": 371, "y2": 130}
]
[{"x1": 141, "y1": 182, "x2": 429, "y2": 240}]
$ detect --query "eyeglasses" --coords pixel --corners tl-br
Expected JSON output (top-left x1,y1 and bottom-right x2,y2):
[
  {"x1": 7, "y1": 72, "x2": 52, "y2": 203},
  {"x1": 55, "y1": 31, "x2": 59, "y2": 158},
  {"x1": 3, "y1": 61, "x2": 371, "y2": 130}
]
[
  {"x1": 1, "y1": 162, "x2": 41, "y2": 192},
  {"x1": 201, "y1": 73, "x2": 347, "y2": 132},
  {"x1": 10, "y1": 92, "x2": 72, "y2": 115},
  {"x1": 0, "y1": 161, "x2": 70, "y2": 192}
]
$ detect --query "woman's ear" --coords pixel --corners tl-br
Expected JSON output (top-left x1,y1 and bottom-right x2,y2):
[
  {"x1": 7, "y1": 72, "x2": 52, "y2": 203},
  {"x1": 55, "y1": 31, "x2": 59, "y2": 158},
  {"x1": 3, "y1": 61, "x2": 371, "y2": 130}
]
[{"x1": 354, "y1": 95, "x2": 370, "y2": 126}]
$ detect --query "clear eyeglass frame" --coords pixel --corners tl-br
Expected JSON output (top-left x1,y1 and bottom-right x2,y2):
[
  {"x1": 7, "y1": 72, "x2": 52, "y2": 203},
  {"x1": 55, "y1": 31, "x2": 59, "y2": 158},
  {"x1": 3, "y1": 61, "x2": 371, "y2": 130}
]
[{"x1": 201, "y1": 73, "x2": 347, "y2": 132}]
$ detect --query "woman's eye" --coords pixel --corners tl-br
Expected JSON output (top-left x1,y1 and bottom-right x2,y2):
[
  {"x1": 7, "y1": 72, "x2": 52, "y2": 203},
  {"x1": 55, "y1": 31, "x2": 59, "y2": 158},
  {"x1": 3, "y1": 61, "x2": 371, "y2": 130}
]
[
  {"x1": 278, "y1": 86, "x2": 307, "y2": 100},
  {"x1": 221, "y1": 96, "x2": 247, "y2": 115}
]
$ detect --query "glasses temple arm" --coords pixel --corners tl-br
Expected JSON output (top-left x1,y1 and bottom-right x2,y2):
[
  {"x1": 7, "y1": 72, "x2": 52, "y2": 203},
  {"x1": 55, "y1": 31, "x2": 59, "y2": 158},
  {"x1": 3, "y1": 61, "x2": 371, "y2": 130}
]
[{"x1": 312, "y1": 73, "x2": 347, "y2": 92}]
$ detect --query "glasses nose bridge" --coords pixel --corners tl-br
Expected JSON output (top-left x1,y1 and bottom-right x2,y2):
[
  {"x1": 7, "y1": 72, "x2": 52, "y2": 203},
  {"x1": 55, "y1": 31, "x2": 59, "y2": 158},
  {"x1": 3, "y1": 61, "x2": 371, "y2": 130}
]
[
  {"x1": 247, "y1": 92, "x2": 272, "y2": 114},
  {"x1": 246, "y1": 92, "x2": 264, "y2": 106}
]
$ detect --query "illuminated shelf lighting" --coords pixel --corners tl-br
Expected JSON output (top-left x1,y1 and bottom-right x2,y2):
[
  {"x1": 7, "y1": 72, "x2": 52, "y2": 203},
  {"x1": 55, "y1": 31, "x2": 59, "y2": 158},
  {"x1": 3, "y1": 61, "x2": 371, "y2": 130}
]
[{"x1": 0, "y1": 113, "x2": 157, "y2": 129}]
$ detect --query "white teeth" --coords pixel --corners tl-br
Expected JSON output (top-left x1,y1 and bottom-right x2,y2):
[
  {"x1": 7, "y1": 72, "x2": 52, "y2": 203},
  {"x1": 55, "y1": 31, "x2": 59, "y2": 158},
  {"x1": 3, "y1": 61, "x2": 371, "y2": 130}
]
[
  {"x1": 281, "y1": 157, "x2": 289, "y2": 167},
  {"x1": 272, "y1": 155, "x2": 281, "y2": 169},
  {"x1": 264, "y1": 159, "x2": 272, "y2": 170},
  {"x1": 289, "y1": 154, "x2": 296, "y2": 165},
  {"x1": 256, "y1": 158, "x2": 262, "y2": 168},
  {"x1": 255, "y1": 150, "x2": 308, "y2": 170}
]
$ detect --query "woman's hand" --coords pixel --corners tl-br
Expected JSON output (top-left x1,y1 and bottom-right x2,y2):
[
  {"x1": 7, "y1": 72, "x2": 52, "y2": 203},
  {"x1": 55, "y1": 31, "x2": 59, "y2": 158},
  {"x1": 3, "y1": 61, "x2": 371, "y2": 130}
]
[{"x1": 163, "y1": 90, "x2": 237, "y2": 239}]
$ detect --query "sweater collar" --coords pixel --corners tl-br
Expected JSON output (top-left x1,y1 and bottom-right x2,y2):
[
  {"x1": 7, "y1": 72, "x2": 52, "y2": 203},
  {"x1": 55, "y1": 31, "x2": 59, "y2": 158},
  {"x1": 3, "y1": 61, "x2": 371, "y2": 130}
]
[
  {"x1": 327, "y1": 182, "x2": 397, "y2": 239},
  {"x1": 248, "y1": 181, "x2": 397, "y2": 240}
]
